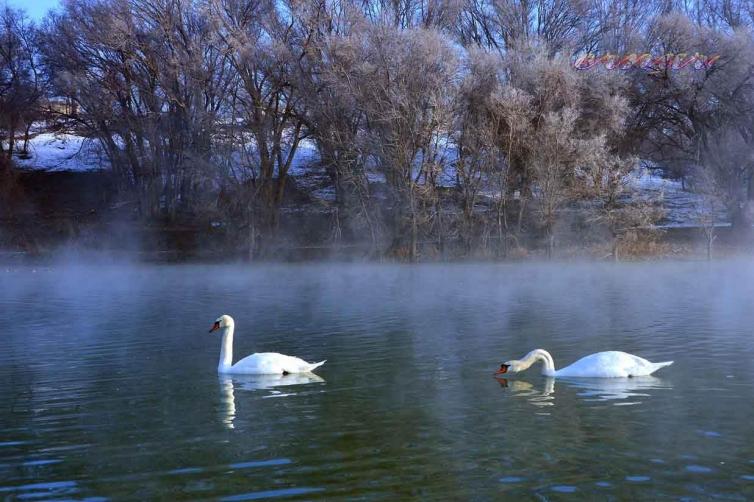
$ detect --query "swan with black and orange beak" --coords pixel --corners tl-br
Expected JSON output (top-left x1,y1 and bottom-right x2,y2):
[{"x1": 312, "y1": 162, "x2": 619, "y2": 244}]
[
  {"x1": 495, "y1": 363, "x2": 511, "y2": 375},
  {"x1": 495, "y1": 349, "x2": 672, "y2": 378},
  {"x1": 209, "y1": 314, "x2": 326, "y2": 375}
]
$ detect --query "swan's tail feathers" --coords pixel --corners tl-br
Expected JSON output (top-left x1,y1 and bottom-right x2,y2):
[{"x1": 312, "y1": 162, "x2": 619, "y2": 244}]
[
  {"x1": 307, "y1": 360, "x2": 326, "y2": 372},
  {"x1": 651, "y1": 361, "x2": 674, "y2": 373}
]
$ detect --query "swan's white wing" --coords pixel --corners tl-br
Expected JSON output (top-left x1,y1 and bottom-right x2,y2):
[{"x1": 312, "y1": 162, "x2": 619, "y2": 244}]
[
  {"x1": 555, "y1": 351, "x2": 672, "y2": 378},
  {"x1": 228, "y1": 353, "x2": 325, "y2": 375}
]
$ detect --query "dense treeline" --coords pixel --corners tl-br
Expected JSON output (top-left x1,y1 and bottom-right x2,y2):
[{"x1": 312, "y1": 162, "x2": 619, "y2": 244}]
[{"x1": 2, "y1": 0, "x2": 754, "y2": 259}]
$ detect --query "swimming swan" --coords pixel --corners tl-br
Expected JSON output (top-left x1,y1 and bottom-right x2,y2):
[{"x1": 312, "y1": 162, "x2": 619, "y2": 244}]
[
  {"x1": 495, "y1": 349, "x2": 672, "y2": 378},
  {"x1": 209, "y1": 315, "x2": 326, "y2": 375}
]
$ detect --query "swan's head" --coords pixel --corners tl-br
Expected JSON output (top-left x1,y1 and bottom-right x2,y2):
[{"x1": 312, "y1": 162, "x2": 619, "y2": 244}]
[
  {"x1": 495, "y1": 350, "x2": 553, "y2": 376},
  {"x1": 209, "y1": 314, "x2": 234, "y2": 333},
  {"x1": 495, "y1": 360, "x2": 524, "y2": 375}
]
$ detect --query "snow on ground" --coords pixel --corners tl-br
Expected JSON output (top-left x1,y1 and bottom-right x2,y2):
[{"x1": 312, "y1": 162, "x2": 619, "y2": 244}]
[
  {"x1": 288, "y1": 138, "x2": 320, "y2": 176},
  {"x1": 12, "y1": 132, "x2": 109, "y2": 172},
  {"x1": 628, "y1": 168, "x2": 727, "y2": 227}
]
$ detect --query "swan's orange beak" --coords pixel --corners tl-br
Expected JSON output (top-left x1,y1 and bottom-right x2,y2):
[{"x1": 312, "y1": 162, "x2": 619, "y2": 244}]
[
  {"x1": 209, "y1": 321, "x2": 220, "y2": 333},
  {"x1": 494, "y1": 364, "x2": 509, "y2": 375}
]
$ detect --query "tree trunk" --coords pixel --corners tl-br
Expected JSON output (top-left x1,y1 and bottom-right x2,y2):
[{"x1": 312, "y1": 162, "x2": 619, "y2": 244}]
[
  {"x1": 730, "y1": 203, "x2": 753, "y2": 234},
  {"x1": 22, "y1": 123, "x2": 31, "y2": 154},
  {"x1": 247, "y1": 207, "x2": 256, "y2": 261},
  {"x1": 517, "y1": 193, "x2": 529, "y2": 235},
  {"x1": 6, "y1": 121, "x2": 16, "y2": 159},
  {"x1": 409, "y1": 186, "x2": 417, "y2": 262},
  {"x1": 331, "y1": 207, "x2": 342, "y2": 245},
  {"x1": 436, "y1": 198, "x2": 446, "y2": 260},
  {"x1": 705, "y1": 228, "x2": 716, "y2": 261},
  {"x1": 497, "y1": 198, "x2": 509, "y2": 258}
]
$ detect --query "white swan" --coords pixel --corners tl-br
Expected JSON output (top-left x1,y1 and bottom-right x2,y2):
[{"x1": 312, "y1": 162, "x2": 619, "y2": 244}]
[
  {"x1": 209, "y1": 315, "x2": 326, "y2": 375},
  {"x1": 495, "y1": 349, "x2": 673, "y2": 378}
]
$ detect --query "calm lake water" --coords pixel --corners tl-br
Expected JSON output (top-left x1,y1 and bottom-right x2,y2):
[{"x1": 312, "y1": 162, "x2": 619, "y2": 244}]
[{"x1": 2, "y1": 262, "x2": 754, "y2": 500}]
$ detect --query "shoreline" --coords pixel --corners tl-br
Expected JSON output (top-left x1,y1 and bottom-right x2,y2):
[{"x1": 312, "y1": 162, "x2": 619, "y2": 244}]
[
  {"x1": 3, "y1": 169, "x2": 751, "y2": 264},
  {"x1": 1, "y1": 228, "x2": 751, "y2": 265}
]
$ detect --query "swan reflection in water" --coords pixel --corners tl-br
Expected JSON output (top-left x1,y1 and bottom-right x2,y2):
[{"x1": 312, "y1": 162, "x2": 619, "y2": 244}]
[
  {"x1": 565, "y1": 376, "x2": 671, "y2": 403},
  {"x1": 496, "y1": 377, "x2": 556, "y2": 407},
  {"x1": 219, "y1": 373, "x2": 325, "y2": 429},
  {"x1": 496, "y1": 376, "x2": 671, "y2": 407}
]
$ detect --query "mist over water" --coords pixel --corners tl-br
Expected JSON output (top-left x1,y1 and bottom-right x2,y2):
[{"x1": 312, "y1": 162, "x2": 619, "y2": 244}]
[{"x1": 2, "y1": 262, "x2": 754, "y2": 499}]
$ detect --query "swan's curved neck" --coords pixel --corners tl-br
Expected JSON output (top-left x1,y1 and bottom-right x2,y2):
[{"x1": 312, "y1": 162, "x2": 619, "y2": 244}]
[
  {"x1": 521, "y1": 349, "x2": 556, "y2": 377},
  {"x1": 218, "y1": 324, "x2": 234, "y2": 372}
]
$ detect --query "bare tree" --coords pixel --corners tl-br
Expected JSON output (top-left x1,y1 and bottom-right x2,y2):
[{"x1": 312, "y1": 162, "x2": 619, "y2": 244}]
[
  {"x1": 0, "y1": 7, "x2": 45, "y2": 160},
  {"x1": 632, "y1": 13, "x2": 754, "y2": 232},
  {"x1": 691, "y1": 124, "x2": 753, "y2": 253},
  {"x1": 348, "y1": 24, "x2": 458, "y2": 259},
  {"x1": 293, "y1": 7, "x2": 380, "y2": 250},
  {"x1": 692, "y1": 162, "x2": 725, "y2": 260},
  {"x1": 44, "y1": 0, "x2": 234, "y2": 219},
  {"x1": 529, "y1": 108, "x2": 583, "y2": 257},
  {"x1": 212, "y1": 0, "x2": 314, "y2": 256},
  {"x1": 454, "y1": 49, "x2": 533, "y2": 255},
  {"x1": 456, "y1": 0, "x2": 603, "y2": 53}
]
